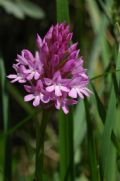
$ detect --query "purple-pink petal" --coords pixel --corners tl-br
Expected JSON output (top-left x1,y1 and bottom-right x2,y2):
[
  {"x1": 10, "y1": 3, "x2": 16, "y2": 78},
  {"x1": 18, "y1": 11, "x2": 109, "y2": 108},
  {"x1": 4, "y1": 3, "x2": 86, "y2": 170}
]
[
  {"x1": 55, "y1": 85, "x2": 62, "y2": 96},
  {"x1": 24, "y1": 94, "x2": 34, "y2": 102},
  {"x1": 41, "y1": 94, "x2": 50, "y2": 103},
  {"x1": 34, "y1": 72, "x2": 40, "y2": 80},
  {"x1": 60, "y1": 85, "x2": 69, "y2": 92},
  {"x1": 62, "y1": 105, "x2": 69, "y2": 114},
  {"x1": 46, "y1": 85, "x2": 55, "y2": 92},
  {"x1": 69, "y1": 88, "x2": 77, "y2": 98},
  {"x1": 33, "y1": 96, "x2": 41, "y2": 106},
  {"x1": 7, "y1": 74, "x2": 17, "y2": 79}
]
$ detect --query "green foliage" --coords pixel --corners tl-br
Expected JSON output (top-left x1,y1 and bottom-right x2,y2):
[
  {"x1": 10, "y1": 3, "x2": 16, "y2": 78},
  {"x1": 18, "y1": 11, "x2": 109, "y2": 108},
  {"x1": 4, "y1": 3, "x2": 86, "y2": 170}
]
[
  {"x1": 100, "y1": 87, "x2": 117, "y2": 181},
  {"x1": 0, "y1": 57, "x2": 11, "y2": 181},
  {"x1": 84, "y1": 98, "x2": 98, "y2": 181},
  {"x1": 56, "y1": 0, "x2": 70, "y2": 23},
  {"x1": 0, "y1": 0, "x2": 45, "y2": 19},
  {"x1": 16, "y1": 0, "x2": 45, "y2": 19}
]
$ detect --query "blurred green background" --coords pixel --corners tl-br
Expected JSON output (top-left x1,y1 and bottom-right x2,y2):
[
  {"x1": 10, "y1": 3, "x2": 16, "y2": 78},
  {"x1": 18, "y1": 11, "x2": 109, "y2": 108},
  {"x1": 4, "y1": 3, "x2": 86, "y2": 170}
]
[{"x1": 0, "y1": 0, "x2": 120, "y2": 181}]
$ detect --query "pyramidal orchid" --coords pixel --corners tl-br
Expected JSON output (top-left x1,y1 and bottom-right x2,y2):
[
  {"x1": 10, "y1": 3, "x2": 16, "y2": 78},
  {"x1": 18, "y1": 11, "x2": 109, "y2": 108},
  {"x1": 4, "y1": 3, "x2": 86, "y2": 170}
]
[{"x1": 8, "y1": 23, "x2": 91, "y2": 114}]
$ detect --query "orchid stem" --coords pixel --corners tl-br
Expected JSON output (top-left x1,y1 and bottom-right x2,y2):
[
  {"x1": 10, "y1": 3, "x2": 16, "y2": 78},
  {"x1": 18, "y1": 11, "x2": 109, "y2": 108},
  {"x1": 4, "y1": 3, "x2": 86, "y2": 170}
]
[
  {"x1": 35, "y1": 110, "x2": 49, "y2": 181},
  {"x1": 59, "y1": 109, "x2": 74, "y2": 181}
]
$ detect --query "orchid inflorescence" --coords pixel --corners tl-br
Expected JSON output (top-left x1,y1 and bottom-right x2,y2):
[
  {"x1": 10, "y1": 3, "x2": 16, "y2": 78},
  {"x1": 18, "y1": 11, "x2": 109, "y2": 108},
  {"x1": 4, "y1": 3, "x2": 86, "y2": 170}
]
[{"x1": 8, "y1": 23, "x2": 91, "y2": 114}]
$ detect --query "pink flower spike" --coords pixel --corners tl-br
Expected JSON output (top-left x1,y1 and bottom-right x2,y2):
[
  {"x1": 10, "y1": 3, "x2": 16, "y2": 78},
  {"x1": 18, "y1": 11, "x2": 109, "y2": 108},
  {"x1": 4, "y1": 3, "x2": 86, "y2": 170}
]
[{"x1": 8, "y1": 23, "x2": 91, "y2": 114}]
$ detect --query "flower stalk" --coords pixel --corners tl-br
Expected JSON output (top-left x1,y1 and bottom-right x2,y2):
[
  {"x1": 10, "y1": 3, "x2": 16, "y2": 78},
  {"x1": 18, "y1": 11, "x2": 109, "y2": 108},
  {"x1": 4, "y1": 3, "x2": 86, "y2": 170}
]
[
  {"x1": 35, "y1": 110, "x2": 49, "y2": 181},
  {"x1": 59, "y1": 109, "x2": 74, "y2": 181}
]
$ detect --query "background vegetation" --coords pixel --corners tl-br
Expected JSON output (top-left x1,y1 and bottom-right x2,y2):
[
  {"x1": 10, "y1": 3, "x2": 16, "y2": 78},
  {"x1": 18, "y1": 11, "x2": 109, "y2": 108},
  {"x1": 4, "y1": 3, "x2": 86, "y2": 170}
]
[{"x1": 0, "y1": 0, "x2": 120, "y2": 180}]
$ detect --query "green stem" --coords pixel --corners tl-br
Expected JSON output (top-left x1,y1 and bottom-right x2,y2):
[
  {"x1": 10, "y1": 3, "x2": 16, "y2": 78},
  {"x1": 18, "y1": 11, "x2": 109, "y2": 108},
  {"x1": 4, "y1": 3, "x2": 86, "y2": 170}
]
[
  {"x1": 35, "y1": 110, "x2": 49, "y2": 181},
  {"x1": 84, "y1": 99, "x2": 99, "y2": 181},
  {"x1": 90, "y1": 69, "x2": 120, "y2": 81},
  {"x1": 56, "y1": 0, "x2": 70, "y2": 23},
  {"x1": 59, "y1": 110, "x2": 74, "y2": 181},
  {"x1": 0, "y1": 57, "x2": 12, "y2": 181}
]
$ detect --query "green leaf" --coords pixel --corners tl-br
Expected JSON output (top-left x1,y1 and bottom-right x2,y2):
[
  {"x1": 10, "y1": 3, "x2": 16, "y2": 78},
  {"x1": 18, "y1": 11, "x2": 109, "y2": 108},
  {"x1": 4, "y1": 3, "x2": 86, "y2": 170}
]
[
  {"x1": 84, "y1": 98, "x2": 99, "y2": 181},
  {"x1": 74, "y1": 101, "x2": 86, "y2": 150},
  {"x1": 58, "y1": 110, "x2": 74, "y2": 181},
  {"x1": 0, "y1": 0, "x2": 24, "y2": 19},
  {"x1": 87, "y1": 0, "x2": 101, "y2": 33},
  {"x1": 91, "y1": 83, "x2": 106, "y2": 123},
  {"x1": 100, "y1": 86, "x2": 117, "y2": 181},
  {"x1": 101, "y1": 37, "x2": 111, "y2": 69},
  {"x1": 112, "y1": 72, "x2": 119, "y2": 98},
  {"x1": 0, "y1": 57, "x2": 12, "y2": 181},
  {"x1": 111, "y1": 131, "x2": 120, "y2": 153},
  {"x1": 56, "y1": 0, "x2": 70, "y2": 23},
  {"x1": 16, "y1": 0, "x2": 45, "y2": 19},
  {"x1": 87, "y1": 0, "x2": 114, "y2": 76},
  {"x1": 0, "y1": 57, "x2": 9, "y2": 133},
  {"x1": 35, "y1": 110, "x2": 50, "y2": 181},
  {"x1": 116, "y1": 28, "x2": 120, "y2": 83}
]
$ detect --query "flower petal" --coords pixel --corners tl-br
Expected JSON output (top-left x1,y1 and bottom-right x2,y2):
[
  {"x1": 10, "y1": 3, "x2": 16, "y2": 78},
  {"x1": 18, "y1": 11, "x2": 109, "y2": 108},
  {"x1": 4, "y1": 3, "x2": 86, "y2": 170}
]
[
  {"x1": 24, "y1": 94, "x2": 34, "y2": 102},
  {"x1": 33, "y1": 95, "x2": 40, "y2": 106},
  {"x1": 46, "y1": 85, "x2": 55, "y2": 92},
  {"x1": 40, "y1": 94, "x2": 50, "y2": 103},
  {"x1": 55, "y1": 85, "x2": 62, "y2": 96},
  {"x1": 44, "y1": 78, "x2": 52, "y2": 86},
  {"x1": 18, "y1": 79, "x2": 26, "y2": 83},
  {"x1": 76, "y1": 89, "x2": 84, "y2": 99},
  {"x1": 53, "y1": 71, "x2": 61, "y2": 81},
  {"x1": 60, "y1": 85, "x2": 70, "y2": 92},
  {"x1": 7, "y1": 74, "x2": 17, "y2": 79},
  {"x1": 62, "y1": 105, "x2": 69, "y2": 114},
  {"x1": 24, "y1": 85, "x2": 32, "y2": 93},
  {"x1": 36, "y1": 34, "x2": 43, "y2": 48},
  {"x1": 69, "y1": 88, "x2": 77, "y2": 98},
  {"x1": 34, "y1": 72, "x2": 40, "y2": 80},
  {"x1": 55, "y1": 99, "x2": 61, "y2": 109},
  {"x1": 79, "y1": 88, "x2": 90, "y2": 97},
  {"x1": 27, "y1": 72, "x2": 34, "y2": 80}
]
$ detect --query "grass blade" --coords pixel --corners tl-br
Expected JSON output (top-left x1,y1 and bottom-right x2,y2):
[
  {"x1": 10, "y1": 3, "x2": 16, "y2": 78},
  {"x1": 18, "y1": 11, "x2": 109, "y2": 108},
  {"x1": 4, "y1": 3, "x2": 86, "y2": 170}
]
[
  {"x1": 58, "y1": 110, "x2": 74, "y2": 181},
  {"x1": 74, "y1": 101, "x2": 86, "y2": 150},
  {"x1": 111, "y1": 131, "x2": 120, "y2": 153},
  {"x1": 84, "y1": 98, "x2": 99, "y2": 181},
  {"x1": 91, "y1": 83, "x2": 106, "y2": 123},
  {"x1": 100, "y1": 86, "x2": 117, "y2": 181},
  {"x1": 0, "y1": 57, "x2": 12, "y2": 181},
  {"x1": 56, "y1": 0, "x2": 70, "y2": 23},
  {"x1": 35, "y1": 110, "x2": 49, "y2": 181}
]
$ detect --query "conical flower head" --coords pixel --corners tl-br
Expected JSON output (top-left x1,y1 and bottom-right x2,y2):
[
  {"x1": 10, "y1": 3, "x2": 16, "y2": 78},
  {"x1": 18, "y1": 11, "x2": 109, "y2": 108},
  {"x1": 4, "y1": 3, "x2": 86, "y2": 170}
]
[{"x1": 8, "y1": 23, "x2": 91, "y2": 114}]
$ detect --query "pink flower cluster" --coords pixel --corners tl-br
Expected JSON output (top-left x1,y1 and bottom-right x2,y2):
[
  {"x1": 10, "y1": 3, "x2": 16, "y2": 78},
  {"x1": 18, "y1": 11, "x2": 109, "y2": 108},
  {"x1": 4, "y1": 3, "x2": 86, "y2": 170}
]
[{"x1": 8, "y1": 23, "x2": 91, "y2": 114}]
